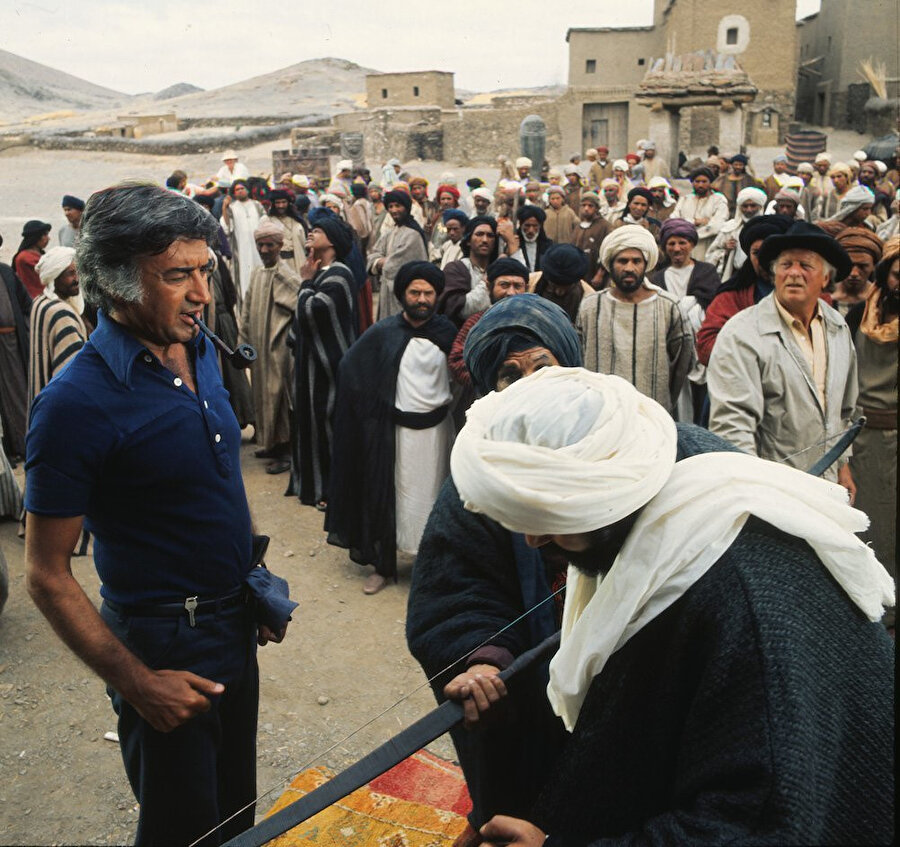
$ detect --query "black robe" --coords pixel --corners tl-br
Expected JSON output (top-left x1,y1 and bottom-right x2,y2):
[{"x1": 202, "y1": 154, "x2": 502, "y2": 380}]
[
  {"x1": 0, "y1": 263, "x2": 31, "y2": 457},
  {"x1": 532, "y1": 516, "x2": 894, "y2": 845},
  {"x1": 287, "y1": 262, "x2": 357, "y2": 506},
  {"x1": 407, "y1": 425, "x2": 740, "y2": 830},
  {"x1": 325, "y1": 312, "x2": 456, "y2": 578}
]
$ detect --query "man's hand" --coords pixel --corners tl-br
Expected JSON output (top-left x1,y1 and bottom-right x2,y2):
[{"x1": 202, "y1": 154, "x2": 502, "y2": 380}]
[
  {"x1": 443, "y1": 663, "x2": 507, "y2": 727},
  {"x1": 300, "y1": 256, "x2": 321, "y2": 281},
  {"x1": 257, "y1": 622, "x2": 288, "y2": 646},
  {"x1": 496, "y1": 219, "x2": 516, "y2": 242},
  {"x1": 127, "y1": 668, "x2": 224, "y2": 733},
  {"x1": 725, "y1": 237, "x2": 737, "y2": 250},
  {"x1": 837, "y1": 464, "x2": 857, "y2": 506},
  {"x1": 480, "y1": 815, "x2": 547, "y2": 846},
  {"x1": 694, "y1": 216, "x2": 710, "y2": 226}
]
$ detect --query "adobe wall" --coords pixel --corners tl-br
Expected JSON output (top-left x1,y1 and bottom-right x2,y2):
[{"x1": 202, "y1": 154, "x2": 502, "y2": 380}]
[{"x1": 365, "y1": 72, "x2": 455, "y2": 109}]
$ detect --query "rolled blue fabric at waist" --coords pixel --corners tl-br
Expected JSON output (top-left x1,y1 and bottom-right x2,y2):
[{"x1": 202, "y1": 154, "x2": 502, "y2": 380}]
[{"x1": 244, "y1": 567, "x2": 298, "y2": 630}]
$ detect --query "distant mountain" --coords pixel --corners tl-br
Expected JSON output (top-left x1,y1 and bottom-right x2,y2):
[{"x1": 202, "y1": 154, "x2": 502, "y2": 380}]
[
  {"x1": 0, "y1": 48, "x2": 129, "y2": 123},
  {"x1": 147, "y1": 57, "x2": 376, "y2": 119},
  {"x1": 154, "y1": 82, "x2": 204, "y2": 100}
]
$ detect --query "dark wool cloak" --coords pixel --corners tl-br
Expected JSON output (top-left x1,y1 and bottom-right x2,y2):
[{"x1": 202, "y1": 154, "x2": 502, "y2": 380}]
[
  {"x1": 325, "y1": 312, "x2": 456, "y2": 578},
  {"x1": 533, "y1": 523, "x2": 894, "y2": 846},
  {"x1": 287, "y1": 262, "x2": 357, "y2": 506},
  {"x1": 407, "y1": 425, "x2": 739, "y2": 830}
]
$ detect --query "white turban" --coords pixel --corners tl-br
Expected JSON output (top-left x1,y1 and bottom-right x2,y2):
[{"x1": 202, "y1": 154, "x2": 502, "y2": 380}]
[
  {"x1": 36, "y1": 247, "x2": 76, "y2": 287},
  {"x1": 471, "y1": 187, "x2": 494, "y2": 202},
  {"x1": 646, "y1": 176, "x2": 671, "y2": 189},
  {"x1": 735, "y1": 186, "x2": 767, "y2": 209},
  {"x1": 451, "y1": 367, "x2": 677, "y2": 536},
  {"x1": 852, "y1": 150, "x2": 867, "y2": 162},
  {"x1": 597, "y1": 224, "x2": 659, "y2": 272},
  {"x1": 814, "y1": 152, "x2": 831, "y2": 164},
  {"x1": 336, "y1": 159, "x2": 353, "y2": 172},
  {"x1": 515, "y1": 156, "x2": 532, "y2": 169},
  {"x1": 612, "y1": 159, "x2": 629, "y2": 172},
  {"x1": 292, "y1": 174, "x2": 310, "y2": 188},
  {"x1": 563, "y1": 164, "x2": 579, "y2": 176}
]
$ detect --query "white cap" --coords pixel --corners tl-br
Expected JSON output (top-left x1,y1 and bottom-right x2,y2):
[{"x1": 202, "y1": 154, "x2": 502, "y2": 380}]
[
  {"x1": 221, "y1": 149, "x2": 238, "y2": 161},
  {"x1": 515, "y1": 156, "x2": 532, "y2": 169},
  {"x1": 292, "y1": 174, "x2": 310, "y2": 188},
  {"x1": 852, "y1": 150, "x2": 867, "y2": 162}
]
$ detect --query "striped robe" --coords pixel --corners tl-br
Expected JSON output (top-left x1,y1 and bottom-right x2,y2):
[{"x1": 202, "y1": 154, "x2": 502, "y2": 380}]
[
  {"x1": 288, "y1": 262, "x2": 357, "y2": 506},
  {"x1": 28, "y1": 293, "x2": 87, "y2": 408},
  {"x1": 577, "y1": 285, "x2": 694, "y2": 416}
]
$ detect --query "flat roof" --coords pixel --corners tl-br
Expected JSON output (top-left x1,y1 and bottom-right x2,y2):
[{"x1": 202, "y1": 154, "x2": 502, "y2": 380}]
[
  {"x1": 365, "y1": 70, "x2": 453, "y2": 78},
  {"x1": 566, "y1": 26, "x2": 654, "y2": 41}
]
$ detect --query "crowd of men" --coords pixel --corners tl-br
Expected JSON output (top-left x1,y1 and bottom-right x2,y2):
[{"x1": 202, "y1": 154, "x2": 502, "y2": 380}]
[{"x1": 1, "y1": 137, "x2": 896, "y2": 845}]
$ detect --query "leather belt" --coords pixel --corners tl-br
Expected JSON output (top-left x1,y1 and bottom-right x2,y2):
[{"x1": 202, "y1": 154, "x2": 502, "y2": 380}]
[
  {"x1": 105, "y1": 587, "x2": 246, "y2": 623},
  {"x1": 0, "y1": 326, "x2": 16, "y2": 334},
  {"x1": 863, "y1": 407, "x2": 897, "y2": 430}
]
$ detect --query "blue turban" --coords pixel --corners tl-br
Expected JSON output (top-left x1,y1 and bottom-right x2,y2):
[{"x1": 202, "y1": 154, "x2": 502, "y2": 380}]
[
  {"x1": 463, "y1": 293, "x2": 582, "y2": 397},
  {"x1": 308, "y1": 208, "x2": 354, "y2": 259},
  {"x1": 442, "y1": 208, "x2": 469, "y2": 226}
]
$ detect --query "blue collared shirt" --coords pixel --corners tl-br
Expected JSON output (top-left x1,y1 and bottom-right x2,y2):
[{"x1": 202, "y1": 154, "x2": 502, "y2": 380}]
[{"x1": 26, "y1": 311, "x2": 252, "y2": 605}]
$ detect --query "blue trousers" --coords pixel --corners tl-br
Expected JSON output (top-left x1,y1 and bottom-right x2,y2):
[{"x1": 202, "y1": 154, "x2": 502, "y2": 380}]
[{"x1": 101, "y1": 600, "x2": 259, "y2": 846}]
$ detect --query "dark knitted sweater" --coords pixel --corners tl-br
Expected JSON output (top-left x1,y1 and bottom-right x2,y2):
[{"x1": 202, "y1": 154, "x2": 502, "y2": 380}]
[{"x1": 536, "y1": 517, "x2": 895, "y2": 846}]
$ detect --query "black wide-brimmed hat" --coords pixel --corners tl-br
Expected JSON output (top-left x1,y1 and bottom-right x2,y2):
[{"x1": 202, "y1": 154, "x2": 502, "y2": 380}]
[{"x1": 757, "y1": 221, "x2": 852, "y2": 281}]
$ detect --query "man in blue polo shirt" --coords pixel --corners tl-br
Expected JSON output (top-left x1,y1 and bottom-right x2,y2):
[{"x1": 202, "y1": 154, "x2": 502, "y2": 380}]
[{"x1": 24, "y1": 183, "x2": 288, "y2": 846}]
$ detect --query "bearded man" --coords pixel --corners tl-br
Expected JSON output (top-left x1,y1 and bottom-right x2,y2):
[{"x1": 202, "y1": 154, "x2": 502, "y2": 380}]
[
  {"x1": 239, "y1": 220, "x2": 302, "y2": 474},
  {"x1": 831, "y1": 229, "x2": 884, "y2": 316},
  {"x1": 447, "y1": 367, "x2": 893, "y2": 847},
  {"x1": 706, "y1": 186, "x2": 767, "y2": 279},
  {"x1": 513, "y1": 205, "x2": 554, "y2": 270},
  {"x1": 408, "y1": 295, "x2": 583, "y2": 841},
  {"x1": 367, "y1": 189, "x2": 429, "y2": 321},
  {"x1": 577, "y1": 225, "x2": 694, "y2": 416},
  {"x1": 28, "y1": 247, "x2": 88, "y2": 406},
  {"x1": 671, "y1": 167, "x2": 729, "y2": 260},
  {"x1": 221, "y1": 179, "x2": 264, "y2": 297},
  {"x1": 438, "y1": 216, "x2": 501, "y2": 328},
  {"x1": 327, "y1": 262, "x2": 456, "y2": 595},
  {"x1": 712, "y1": 153, "x2": 760, "y2": 216},
  {"x1": 573, "y1": 192, "x2": 610, "y2": 282},
  {"x1": 531, "y1": 244, "x2": 593, "y2": 323},
  {"x1": 261, "y1": 189, "x2": 307, "y2": 276}
]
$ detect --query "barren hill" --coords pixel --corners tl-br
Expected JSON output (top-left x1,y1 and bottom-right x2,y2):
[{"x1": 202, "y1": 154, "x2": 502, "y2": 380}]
[
  {"x1": 140, "y1": 57, "x2": 376, "y2": 119},
  {"x1": 0, "y1": 48, "x2": 130, "y2": 124}
]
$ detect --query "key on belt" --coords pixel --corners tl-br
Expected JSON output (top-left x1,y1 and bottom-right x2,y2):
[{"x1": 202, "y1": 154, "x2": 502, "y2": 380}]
[{"x1": 184, "y1": 596, "x2": 199, "y2": 627}]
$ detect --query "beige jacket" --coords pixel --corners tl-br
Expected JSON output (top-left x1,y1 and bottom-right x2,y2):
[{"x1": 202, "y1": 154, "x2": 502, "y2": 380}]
[{"x1": 708, "y1": 293, "x2": 858, "y2": 482}]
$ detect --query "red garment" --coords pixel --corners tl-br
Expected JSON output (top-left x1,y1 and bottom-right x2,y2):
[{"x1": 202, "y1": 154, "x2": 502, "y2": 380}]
[
  {"x1": 14, "y1": 250, "x2": 42, "y2": 299},
  {"x1": 448, "y1": 310, "x2": 485, "y2": 387}
]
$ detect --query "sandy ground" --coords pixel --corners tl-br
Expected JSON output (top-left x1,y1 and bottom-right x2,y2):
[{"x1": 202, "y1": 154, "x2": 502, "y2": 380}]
[{"x1": 0, "y1": 438, "x2": 458, "y2": 845}]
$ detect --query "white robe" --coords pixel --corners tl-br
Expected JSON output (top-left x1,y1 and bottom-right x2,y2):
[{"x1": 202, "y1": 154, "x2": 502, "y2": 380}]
[
  {"x1": 394, "y1": 337, "x2": 454, "y2": 554},
  {"x1": 222, "y1": 199, "x2": 264, "y2": 297}
]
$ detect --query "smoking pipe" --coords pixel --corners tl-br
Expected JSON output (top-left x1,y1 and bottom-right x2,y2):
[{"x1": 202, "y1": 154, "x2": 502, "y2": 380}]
[{"x1": 191, "y1": 314, "x2": 257, "y2": 369}]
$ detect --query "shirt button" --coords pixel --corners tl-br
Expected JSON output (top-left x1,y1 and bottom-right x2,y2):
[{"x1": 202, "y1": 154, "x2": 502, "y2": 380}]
[
  {"x1": 143, "y1": 354, "x2": 152, "y2": 364},
  {"x1": 174, "y1": 377, "x2": 183, "y2": 387},
  {"x1": 203, "y1": 400, "x2": 209, "y2": 409},
  {"x1": 214, "y1": 433, "x2": 221, "y2": 443}
]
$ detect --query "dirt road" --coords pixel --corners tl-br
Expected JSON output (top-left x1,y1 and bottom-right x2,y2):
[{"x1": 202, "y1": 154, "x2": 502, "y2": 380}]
[{"x1": 0, "y1": 442, "x2": 455, "y2": 845}]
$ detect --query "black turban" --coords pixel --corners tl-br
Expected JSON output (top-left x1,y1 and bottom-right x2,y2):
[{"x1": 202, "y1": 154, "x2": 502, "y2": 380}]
[
  {"x1": 463, "y1": 293, "x2": 582, "y2": 397},
  {"x1": 309, "y1": 211, "x2": 354, "y2": 260},
  {"x1": 61, "y1": 194, "x2": 85, "y2": 211},
  {"x1": 517, "y1": 205, "x2": 546, "y2": 224},
  {"x1": 383, "y1": 190, "x2": 412, "y2": 213},
  {"x1": 268, "y1": 189, "x2": 293, "y2": 203},
  {"x1": 294, "y1": 194, "x2": 311, "y2": 213},
  {"x1": 460, "y1": 215, "x2": 498, "y2": 258},
  {"x1": 540, "y1": 243, "x2": 588, "y2": 286},
  {"x1": 731, "y1": 153, "x2": 749, "y2": 165},
  {"x1": 487, "y1": 257, "x2": 530, "y2": 283},
  {"x1": 738, "y1": 214, "x2": 795, "y2": 254},
  {"x1": 393, "y1": 260, "x2": 445, "y2": 302},
  {"x1": 627, "y1": 187, "x2": 655, "y2": 205},
  {"x1": 350, "y1": 182, "x2": 368, "y2": 199},
  {"x1": 689, "y1": 167, "x2": 715, "y2": 183}
]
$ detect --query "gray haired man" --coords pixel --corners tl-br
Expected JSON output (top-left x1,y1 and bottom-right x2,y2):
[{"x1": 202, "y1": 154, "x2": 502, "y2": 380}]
[{"x1": 25, "y1": 183, "x2": 288, "y2": 845}]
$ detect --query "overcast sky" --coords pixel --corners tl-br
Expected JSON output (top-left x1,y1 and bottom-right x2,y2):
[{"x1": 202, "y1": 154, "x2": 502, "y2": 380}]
[{"x1": 2, "y1": 0, "x2": 821, "y2": 95}]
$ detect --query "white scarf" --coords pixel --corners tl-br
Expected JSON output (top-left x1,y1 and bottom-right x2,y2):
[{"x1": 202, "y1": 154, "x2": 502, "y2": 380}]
[{"x1": 548, "y1": 451, "x2": 895, "y2": 730}]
